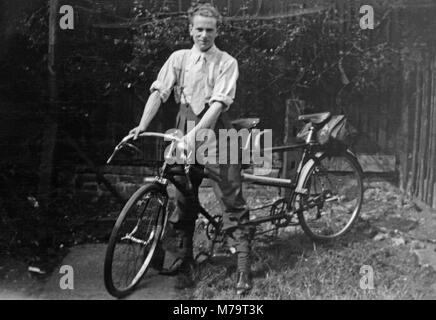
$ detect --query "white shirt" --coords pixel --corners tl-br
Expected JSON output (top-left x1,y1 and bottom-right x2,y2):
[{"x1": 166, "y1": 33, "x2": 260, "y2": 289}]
[{"x1": 150, "y1": 45, "x2": 239, "y2": 115}]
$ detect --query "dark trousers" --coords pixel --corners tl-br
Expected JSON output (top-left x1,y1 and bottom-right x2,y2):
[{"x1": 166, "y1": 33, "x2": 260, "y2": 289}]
[{"x1": 162, "y1": 103, "x2": 252, "y2": 272}]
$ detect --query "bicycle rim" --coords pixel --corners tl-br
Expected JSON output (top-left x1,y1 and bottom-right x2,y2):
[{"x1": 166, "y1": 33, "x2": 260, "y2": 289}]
[
  {"x1": 297, "y1": 152, "x2": 363, "y2": 241},
  {"x1": 104, "y1": 185, "x2": 167, "y2": 297}
]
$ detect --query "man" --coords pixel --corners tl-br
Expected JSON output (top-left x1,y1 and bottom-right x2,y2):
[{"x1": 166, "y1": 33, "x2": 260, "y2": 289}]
[{"x1": 130, "y1": 3, "x2": 252, "y2": 295}]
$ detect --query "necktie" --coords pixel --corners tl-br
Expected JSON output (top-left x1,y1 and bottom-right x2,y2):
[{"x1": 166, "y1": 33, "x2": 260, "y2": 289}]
[{"x1": 190, "y1": 54, "x2": 207, "y2": 115}]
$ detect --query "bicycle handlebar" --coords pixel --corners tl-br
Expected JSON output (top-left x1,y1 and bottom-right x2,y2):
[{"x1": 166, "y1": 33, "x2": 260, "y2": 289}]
[
  {"x1": 107, "y1": 132, "x2": 183, "y2": 164},
  {"x1": 122, "y1": 132, "x2": 182, "y2": 144}
]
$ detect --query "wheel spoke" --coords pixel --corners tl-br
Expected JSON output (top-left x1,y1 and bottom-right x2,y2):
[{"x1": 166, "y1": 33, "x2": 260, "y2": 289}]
[
  {"x1": 298, "y1": 153, "x2": 363, "y2": 241},
  {"x1": 104, "y1": 186, "x2": 167, "y2": 297}
]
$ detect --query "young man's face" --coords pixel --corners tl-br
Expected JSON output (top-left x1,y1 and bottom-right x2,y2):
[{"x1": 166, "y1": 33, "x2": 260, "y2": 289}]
[{"x1": 190, "y1": 15, "x2": 218, "y2": 52}]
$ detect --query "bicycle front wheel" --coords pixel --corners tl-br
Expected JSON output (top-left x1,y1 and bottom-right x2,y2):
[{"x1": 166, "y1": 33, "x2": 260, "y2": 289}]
[
  {"x1": 104, "y1": 183, "x2": 167, "y2": 298},
  {"x1": 296, "y1": 150, "x2": 363, "y2": 242}
]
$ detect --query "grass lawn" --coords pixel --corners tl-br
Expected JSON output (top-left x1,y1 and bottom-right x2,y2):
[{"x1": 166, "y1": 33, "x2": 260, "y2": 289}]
[{"x1": 191, "y1": 180, "x2": 436, "y2": 300}]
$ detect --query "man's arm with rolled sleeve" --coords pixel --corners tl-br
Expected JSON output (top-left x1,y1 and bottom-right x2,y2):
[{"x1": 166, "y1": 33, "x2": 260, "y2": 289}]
[
  {"x1": 130, "y1": 53, "x2": 179, "y2": 139},
  {"x1": 209, "y1": 57, "x2": 239, "y2": 111},
  {"x1": 150, "y1": 52, "x2": 179, "y2": 103}
]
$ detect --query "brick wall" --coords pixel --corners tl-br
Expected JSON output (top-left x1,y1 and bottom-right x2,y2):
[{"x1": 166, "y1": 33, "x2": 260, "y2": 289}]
[{"x1": 72, "y1": 165, "x2": 157, "y2": 201}]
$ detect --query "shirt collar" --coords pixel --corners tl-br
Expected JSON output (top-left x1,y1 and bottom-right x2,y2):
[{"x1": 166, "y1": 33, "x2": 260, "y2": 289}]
[{"x1": 191, "y1": 44, "x2": 218, "y2": 64}]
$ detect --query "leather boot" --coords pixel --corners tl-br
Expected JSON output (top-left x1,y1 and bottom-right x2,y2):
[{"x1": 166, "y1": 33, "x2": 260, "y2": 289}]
[
  {"x1": 236, "y1": 271, "x2": 252, "y2": 295},
  {"x1": 174, "y1": 257, "x2": 196, "y2": 290},
  {"x1": 159, "y1": 257, "x2": 183, "y2": 276}
]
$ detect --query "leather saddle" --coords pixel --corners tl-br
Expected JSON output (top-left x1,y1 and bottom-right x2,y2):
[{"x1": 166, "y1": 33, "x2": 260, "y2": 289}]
[
  {"x1": 231, "y1": 118, "x2": 260, "y2": 130},
  {"x1": 298, "y1": 112, "x2": 331, "y2": 126}
]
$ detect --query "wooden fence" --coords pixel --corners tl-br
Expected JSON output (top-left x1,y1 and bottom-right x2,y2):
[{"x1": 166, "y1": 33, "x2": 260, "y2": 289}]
[
  {"x1": 399, "y1": 53, "x2": 436, "y2": 209},
  {"x1": 346, "y1": 49, "x2": 436, "y2": 210}
]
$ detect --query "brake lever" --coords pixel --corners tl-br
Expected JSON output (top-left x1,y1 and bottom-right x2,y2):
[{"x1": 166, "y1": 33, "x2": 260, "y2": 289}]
[
  {"x1": 125, "y1": 143, "x2": 143, "y2": 156},
  {"x1": 106, "y1": 134, "x2": 136, "y2": 164},
  {"x1": 106, "y1": 142, "x2": 144, "y2": 164}
]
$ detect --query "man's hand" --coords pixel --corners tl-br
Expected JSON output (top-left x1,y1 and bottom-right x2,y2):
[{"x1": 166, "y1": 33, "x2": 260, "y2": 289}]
[
  {"x1": 129, "y1": 124, "x2": 147, "y2": 140},
  {"x1": 176, "y1": 132, "x2": 195, "y2": 161}
]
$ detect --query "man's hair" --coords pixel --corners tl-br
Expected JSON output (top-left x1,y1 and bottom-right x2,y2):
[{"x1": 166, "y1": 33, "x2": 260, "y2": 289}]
[{"x1": 188, "y1": 2, "x2": 222, "y2": 25}]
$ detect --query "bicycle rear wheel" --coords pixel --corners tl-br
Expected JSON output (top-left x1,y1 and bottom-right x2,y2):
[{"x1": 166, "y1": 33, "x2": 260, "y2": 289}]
[
  {"x1": 104, "y1": 183, "x2": 167, "y2": 298},
  {"x1": 296, "y1": 150, "x2": 363, "y2": 242}
]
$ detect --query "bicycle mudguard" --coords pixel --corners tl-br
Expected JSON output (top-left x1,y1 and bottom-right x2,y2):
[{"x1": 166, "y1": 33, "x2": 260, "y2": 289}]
[{"x1": 295, "y1": 148, "x2": 360, "y2": 194}]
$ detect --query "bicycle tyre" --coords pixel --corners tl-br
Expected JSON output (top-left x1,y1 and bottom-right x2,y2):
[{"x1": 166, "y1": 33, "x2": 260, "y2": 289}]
[
  {"x1": 104, "y1": 183, "x2": 167, "y2": 298},
  {"x1": 296, "y1": 150, "x2": 363, "y2": 242}
]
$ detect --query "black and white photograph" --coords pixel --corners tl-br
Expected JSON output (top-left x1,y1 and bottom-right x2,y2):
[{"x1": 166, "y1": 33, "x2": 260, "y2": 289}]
[{"x1": 1, "y1": 0, "x2": 436, "y2": 303}]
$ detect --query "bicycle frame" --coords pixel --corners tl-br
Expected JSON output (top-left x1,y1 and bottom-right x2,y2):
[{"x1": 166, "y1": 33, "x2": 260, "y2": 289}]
[{"x1": 106, "y1": 131, "x2": 336, "y2": 233}]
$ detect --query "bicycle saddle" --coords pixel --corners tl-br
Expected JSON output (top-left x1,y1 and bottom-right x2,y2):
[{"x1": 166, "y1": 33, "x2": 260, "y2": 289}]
[
  {"x1": 298, "y1": 112, "x2": 331, "y2": 125},
  {"x1": 231, "y1": 118, "x2": 260, "y2": 130}
]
